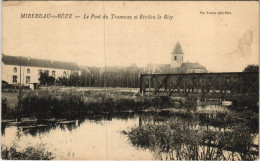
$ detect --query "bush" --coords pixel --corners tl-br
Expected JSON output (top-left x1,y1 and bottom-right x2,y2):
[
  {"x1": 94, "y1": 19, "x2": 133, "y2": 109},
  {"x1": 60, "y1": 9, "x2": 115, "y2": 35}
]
[
  {"x1": 1, "y1": 97, "x2": 19, "y2": 119},
  {"x1": 2, "y1": 97, "x2": 8, "y2": 118},
  {"x1": 127, "y1": 117, "x2": 258, "y2": 160},
  {"x1": 2, "y1": 144, "x2": 55, "y2": 160},
  {"x1": 17, "y1": 89, "x2": 171, "y2": 119}
]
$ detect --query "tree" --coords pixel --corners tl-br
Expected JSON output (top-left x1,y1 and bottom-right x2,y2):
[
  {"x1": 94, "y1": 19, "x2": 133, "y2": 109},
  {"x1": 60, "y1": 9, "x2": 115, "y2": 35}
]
[
  {"x1": 39, "y1": 72, "x2": 55, "y2": 85},
  {"x1": 243, "y1": 65, "x2": 259, "y2": 72}
]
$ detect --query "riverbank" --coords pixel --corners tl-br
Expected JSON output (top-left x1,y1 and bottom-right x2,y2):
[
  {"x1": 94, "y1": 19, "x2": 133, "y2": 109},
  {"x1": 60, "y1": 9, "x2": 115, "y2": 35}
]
[
  {"x1": 2, "y1": 87, "x2": 258, "y2": 120},
  {"x1": 2, "y1": 88, "x2": 173, "y2": 120}
]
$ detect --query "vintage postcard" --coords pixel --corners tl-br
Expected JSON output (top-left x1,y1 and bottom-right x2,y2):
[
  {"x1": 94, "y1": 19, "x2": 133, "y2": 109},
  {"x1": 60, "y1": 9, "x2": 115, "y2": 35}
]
[{"x1": 1, "y1": 1, "x2": 259, "y2": 160}]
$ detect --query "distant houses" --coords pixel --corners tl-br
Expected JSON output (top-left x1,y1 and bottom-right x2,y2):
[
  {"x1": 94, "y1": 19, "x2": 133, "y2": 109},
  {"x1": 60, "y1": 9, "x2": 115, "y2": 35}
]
[
  {"x1": 1, "y1": 42, "x2": 208, "y2": 89},
  {"x1": 1, "y1": 54, "x2": 80, "y2": 89},
  {"x1": 145, "y1": 42, "x2": 207, "y2": 74}
]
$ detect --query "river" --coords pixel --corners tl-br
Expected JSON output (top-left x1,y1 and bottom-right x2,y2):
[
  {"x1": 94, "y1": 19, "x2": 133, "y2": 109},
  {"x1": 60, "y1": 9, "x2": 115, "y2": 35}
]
[{"x1": 1, "y1": 104, "x2": 258, "y2": 160}]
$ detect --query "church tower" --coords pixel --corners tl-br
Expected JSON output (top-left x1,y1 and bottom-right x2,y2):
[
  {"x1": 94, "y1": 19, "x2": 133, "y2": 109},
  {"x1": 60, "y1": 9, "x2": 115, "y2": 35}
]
[{"x1": 171, "y1": 41, "x2": 184, "y2": 68}]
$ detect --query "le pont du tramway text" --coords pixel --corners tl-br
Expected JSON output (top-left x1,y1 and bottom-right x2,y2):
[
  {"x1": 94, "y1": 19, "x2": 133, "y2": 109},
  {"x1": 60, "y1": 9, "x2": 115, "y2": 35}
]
[{"x1": 20, "y1": 13, "x2": 173, "y2": 20}]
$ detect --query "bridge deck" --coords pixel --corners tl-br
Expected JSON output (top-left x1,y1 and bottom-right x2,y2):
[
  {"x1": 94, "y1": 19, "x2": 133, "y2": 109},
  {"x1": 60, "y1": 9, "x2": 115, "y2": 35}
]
[{"x1": 140, "y1": 72, "x2": 259, "y2": 102}]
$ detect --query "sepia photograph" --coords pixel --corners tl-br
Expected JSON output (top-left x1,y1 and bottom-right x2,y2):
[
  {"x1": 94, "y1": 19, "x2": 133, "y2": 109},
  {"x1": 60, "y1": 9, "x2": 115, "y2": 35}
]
[{"x1": 1, "y1": 1, "x2": 259, "y2": 160}]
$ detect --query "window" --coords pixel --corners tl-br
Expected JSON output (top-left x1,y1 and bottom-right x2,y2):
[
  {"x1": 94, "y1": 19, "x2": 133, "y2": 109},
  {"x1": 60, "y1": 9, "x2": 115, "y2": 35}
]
[
  {"x1": 63, "y1": 71, "x2": 67, "y2": 77},
  {"x1": 27, "y1": 68, "x2": 30, "y2": 73},
  {"x1": 174, "y1": 56, "x2": 177, "y2": 60},
  {"x1": 38, "y1": 70, "x2": 42, "y2": 76},
  {"x1": 52, "y1": 71, "x2": 56, "y2": 77},
  {"x1": 13, "y1": 67, "x2": 17, "y2": 73},
  {"x1": 26, "y1": 76, "x2": 30, "y2": 83},
  {"x1": 12, "y1": 75, "x2": 17, "y2": 83}
]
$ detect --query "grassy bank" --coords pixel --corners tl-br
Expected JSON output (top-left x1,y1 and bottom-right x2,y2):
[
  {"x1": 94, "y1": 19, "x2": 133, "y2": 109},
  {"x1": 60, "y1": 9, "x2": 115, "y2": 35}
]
[{"x1": 2, "y1": 88, "x2": 172, "y2": 120}]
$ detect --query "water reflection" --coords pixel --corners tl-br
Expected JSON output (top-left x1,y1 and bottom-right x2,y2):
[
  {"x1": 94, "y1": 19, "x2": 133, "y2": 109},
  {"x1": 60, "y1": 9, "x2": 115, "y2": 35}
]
[
  {"x1": 1, "y1": 105, "x2": 258, "y2": 160},
  {"x1": 1, "y1": 123, "x2": 6, "y2": 135},
  {"x1": 1, "y1": 114, "x2": 154, "y2": 160}
]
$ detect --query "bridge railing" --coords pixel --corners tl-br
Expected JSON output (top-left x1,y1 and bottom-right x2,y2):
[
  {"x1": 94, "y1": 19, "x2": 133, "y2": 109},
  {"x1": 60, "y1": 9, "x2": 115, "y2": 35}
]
[{"x1": 140, "y1": 72, "x2": 259, "y2": 101}]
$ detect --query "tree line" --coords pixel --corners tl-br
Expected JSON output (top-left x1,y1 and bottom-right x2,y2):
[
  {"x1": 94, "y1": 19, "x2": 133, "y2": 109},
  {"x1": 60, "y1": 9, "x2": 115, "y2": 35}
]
[{"x1": 39, "y1": 65, "x2": 144, "y2": 88}]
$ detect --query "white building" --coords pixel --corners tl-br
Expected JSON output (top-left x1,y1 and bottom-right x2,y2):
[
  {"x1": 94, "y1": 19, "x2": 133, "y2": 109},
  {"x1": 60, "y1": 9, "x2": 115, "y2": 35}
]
[{"x1": 1, "y1": 54, "x2": 81, "y2": 89}]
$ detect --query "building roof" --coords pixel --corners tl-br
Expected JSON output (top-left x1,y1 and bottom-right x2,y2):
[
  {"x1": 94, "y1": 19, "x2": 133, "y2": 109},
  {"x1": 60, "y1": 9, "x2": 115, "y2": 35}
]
[
  {"x1": 171, "y1": 42, "x2": 184, "y2": 55},
  {"x1": 180, "y1": 62, "x2": 206, "y2": 69},
  {"x1": 147, "y1": 64, "x2": 171, "y2": 68},
  {"x1": 2, "y1": 54, "x2": 80, "y2": 70}
]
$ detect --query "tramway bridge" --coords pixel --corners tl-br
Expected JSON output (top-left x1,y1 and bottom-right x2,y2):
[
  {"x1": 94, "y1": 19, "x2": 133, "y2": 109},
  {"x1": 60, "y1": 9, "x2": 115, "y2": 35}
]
[{"x1": 139, "y1": 72, "x2": 259, "y2": 102}]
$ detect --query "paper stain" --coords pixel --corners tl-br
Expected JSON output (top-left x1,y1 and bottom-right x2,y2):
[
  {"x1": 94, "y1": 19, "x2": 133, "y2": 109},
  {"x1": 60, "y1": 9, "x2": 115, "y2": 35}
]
[
  {"x1": 237, "y1": 30, "x2": 253, "y2": 57},
  {"x1": 228, "y1": 30, "x2": 254, "y2": 57}
]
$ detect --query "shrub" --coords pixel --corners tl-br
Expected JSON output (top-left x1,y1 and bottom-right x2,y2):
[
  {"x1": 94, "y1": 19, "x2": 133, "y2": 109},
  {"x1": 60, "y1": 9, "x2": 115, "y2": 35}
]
[
  {"x1": 17, "y1": 89, "x2": 171, "y2": 119},
  {"x1": 1, "y1": 144, "x2": 55, "y2": 160},
  {"x1": 2, "y1": 97, "x2": 8, "y2": 119},
  {"x1": 127, "y1": 117, "x2": 258, "y2": 160},
  {"x1": 1, "y1": 97, "x2": 19, "y2": 119}
]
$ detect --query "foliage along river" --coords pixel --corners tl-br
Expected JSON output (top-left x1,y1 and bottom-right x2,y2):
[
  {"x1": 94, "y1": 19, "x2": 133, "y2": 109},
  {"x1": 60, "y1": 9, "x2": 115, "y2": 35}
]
[{"x1": 1, "y1": 104, "x2": 258, "y2": 160}]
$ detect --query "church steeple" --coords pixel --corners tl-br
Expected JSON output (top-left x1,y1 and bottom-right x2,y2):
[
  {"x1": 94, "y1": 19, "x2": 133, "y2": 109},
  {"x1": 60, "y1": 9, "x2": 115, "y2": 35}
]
[
  {"x1": 171, "y1": 41, "x2": 184, "y2": 55},
  {"x1": 171, "y1": 42, "x2": 184, "y2": 68}
]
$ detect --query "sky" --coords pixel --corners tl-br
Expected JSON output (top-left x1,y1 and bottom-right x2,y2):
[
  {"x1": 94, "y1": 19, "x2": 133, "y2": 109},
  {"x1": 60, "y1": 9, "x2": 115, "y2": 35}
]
[{"x1": 2, "y1": 1, "x2": 259, "y2": 72}]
